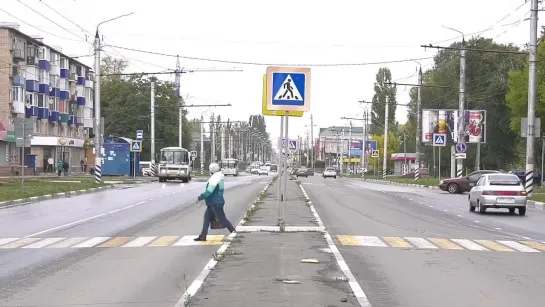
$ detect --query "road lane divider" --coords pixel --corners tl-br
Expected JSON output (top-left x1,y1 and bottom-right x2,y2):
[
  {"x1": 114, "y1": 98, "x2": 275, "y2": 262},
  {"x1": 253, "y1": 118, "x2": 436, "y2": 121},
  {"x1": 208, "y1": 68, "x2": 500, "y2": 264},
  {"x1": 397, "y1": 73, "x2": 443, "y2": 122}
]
[{"x1": 174, "y1": 179, "x2": 275, "y2": 307}]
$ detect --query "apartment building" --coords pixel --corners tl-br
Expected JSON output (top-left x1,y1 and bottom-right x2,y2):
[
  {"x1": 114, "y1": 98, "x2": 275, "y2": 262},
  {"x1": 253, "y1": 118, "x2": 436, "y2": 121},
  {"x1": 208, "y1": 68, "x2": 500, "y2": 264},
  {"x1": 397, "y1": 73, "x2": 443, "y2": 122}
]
[{"x1": 0, "y1": 22, "x2": 94, "y2": 171}]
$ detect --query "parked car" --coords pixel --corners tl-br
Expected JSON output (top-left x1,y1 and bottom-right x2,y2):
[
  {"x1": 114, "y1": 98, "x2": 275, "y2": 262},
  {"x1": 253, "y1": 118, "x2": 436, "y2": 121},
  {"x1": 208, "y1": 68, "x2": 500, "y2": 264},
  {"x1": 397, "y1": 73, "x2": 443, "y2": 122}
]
[
  {"x1": 468, "y1": 173, "x2": 528, "y2": 215},
  {"x1": 323, "y1": 167, "x2": 337, "y2": 179},
  {"x1": 258, "y1": 166, "x2": 269, "y2": 176},
  {"x1": 307, "y1": 169, "x2": 315, "y2": 176},
  {"x1": 296, "y1": 167, "x2": 308, "y2": 178},
  {"x1": 439, "y1": 170, "x2": 501, "y2": 194}
]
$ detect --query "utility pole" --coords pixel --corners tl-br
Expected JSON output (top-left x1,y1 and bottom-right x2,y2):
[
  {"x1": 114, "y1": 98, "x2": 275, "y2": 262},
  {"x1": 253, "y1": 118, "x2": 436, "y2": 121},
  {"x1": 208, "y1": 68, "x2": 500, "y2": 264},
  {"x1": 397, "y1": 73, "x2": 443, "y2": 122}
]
[
  {"x1": 175, "y1": 56, "x2": 183, "y2": 148},
  {"x1": 310, "y1": 114, "x2": 315, "y2": 169},
  {"x1": 221, "y1": 126, "x2": 225, "y2": 160},
  {"x1": 150, "y1": 81, "x2": 156, "y2": 174},
  {"x1": 93, "y1": 30, "x2": 102, "y2": 184},
  {"x1": 362, "y1": 110, "x2": 367, "y2": 178},
  {"x1": 457, "y1": 40, "x2": 467, "y2": 178},
  {"x1": 210, "y1": 113, "x2": 215, "y2": 162},
  {"x1": 415, "y1": 67, "x2": 422, "y2": 181},
  {"x1": 200, "y1": 115, "x2": 205, "y2": 174},
  {"x1": 383, "y1": 96, "x2": 389, "y2": 179},
  {"x1": 348, "y1": 121, "x2": 352, "y2": 173},
  {"x1": 526, "y1": 0, "x2": 539, "y2": 196}
]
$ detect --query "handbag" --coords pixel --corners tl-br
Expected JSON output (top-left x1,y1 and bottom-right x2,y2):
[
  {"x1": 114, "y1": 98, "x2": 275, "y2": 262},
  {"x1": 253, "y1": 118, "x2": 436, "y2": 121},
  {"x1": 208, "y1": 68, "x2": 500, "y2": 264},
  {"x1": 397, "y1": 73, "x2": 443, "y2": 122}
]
[{"x1": 210, "y1": 218, "x2": 225, "y2": 229}]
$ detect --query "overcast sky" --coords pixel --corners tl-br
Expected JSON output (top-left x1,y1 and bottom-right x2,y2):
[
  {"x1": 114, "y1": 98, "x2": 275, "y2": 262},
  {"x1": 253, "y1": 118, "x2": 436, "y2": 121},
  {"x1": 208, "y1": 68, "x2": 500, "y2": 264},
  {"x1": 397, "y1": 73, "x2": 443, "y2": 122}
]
[{"x1": 1, "y1": 0, "x2": 535, "y2": 149}]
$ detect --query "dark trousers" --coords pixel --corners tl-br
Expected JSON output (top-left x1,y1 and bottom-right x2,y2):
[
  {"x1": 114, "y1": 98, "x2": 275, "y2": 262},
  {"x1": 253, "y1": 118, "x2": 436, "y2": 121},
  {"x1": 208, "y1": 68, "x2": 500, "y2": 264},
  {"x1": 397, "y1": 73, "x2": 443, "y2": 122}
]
[{"x1": 200, "y1": 205, "x2": 235, "y2": 237}]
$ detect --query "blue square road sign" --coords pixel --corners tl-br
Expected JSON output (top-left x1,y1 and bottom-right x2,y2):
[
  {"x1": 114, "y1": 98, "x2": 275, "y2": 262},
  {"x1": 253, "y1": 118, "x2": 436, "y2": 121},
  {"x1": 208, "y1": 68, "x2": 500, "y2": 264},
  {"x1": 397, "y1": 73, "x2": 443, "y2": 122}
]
[{"x1": 266, "y1": 66, "x2": 311, "y2": 112}]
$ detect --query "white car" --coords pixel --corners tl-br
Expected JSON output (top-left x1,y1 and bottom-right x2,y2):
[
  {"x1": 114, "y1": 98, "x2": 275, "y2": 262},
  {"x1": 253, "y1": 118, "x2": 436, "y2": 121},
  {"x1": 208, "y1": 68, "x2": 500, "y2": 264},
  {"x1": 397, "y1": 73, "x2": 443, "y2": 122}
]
[
  {"x1": 323, "y1": 167, "x2": 337, "y2": 179},
  {"x1": 258, "y1": 167, "x2": 269, "y2": 176}
]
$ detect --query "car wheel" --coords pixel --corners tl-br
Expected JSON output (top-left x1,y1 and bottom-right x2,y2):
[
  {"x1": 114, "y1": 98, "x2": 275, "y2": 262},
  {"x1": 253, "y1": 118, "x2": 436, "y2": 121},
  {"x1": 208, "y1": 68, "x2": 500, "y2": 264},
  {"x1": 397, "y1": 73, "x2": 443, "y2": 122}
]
[
  {"x1": 518, "y1": 206, "x2": 526, "y2": 216},
  {"x1": 509, "y1": 208, "x2": 516, "y2": 214},
  {"x1": 447, "y1": 183, "x2": 460, "y2": 194},
  {"x1": 478, "y1": 201, "x2": 486, "y2": 214},
  {"x1": 468, "y1": 196, "x2": 475, "y2": 212},
  {"x1": 334, "y1": 176, "x2": 337, "y2": 179}
]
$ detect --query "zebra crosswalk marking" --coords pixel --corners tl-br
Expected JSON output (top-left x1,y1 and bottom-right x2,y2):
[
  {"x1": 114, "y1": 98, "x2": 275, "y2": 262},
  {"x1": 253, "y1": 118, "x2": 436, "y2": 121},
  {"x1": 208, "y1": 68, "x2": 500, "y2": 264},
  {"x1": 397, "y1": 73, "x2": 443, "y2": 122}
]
[
  {"x1": 335, "y1": 235, "x2": 545, "y2": 253},
  {"x1": 0, "y1": 235, "x2": 226, "y2": 249}
]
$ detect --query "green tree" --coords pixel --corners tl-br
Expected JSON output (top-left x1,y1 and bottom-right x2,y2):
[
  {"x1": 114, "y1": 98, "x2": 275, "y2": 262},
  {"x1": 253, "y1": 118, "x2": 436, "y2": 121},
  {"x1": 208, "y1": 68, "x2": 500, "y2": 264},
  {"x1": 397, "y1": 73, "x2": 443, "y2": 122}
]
[
  {"x1": 407, "y1": 37, "x2": 525, "y2": 170},
  {"x1": 371, "y1": 68, "x2": 397, "y2": 135},
  {"x1": 100, "y1": 57, "x2": 192, "y2": 160},
  {"x1": 370, "y1": 132, "x2": 401, "y2": 169}
]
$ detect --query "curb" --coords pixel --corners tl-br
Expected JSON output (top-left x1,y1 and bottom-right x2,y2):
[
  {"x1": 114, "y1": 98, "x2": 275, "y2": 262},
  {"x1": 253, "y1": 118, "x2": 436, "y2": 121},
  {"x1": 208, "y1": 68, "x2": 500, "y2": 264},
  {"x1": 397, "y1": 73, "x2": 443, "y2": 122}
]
[
  {"x1": 527, "y1": 200, "x2": 545, "y2": 210},
  {"x1": 364, "y1": 178, "x2": 439, "y2": 190},
  {"x1": 0, "y1": 185, "x2": 115, "y2": 209}
]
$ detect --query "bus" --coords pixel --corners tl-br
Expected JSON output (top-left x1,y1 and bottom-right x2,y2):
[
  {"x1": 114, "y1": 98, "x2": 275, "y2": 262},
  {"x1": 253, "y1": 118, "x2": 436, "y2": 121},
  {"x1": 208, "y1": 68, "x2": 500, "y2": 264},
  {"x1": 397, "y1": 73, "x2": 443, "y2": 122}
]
[
  {"x1": 220, "y1": 158, "x2": 239, "y2": 176},
  {"x1": 157, "y1": 147, "x2": 192, "y2": 182}
]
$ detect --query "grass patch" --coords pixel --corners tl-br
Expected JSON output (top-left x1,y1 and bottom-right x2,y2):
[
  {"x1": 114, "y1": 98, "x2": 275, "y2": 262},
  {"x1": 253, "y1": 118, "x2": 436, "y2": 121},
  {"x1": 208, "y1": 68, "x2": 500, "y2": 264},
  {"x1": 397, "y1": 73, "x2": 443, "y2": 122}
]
[
  {"x1": 530, "y1": 193, "x2": 545, "y2": 203},
  {"x1": 0, "y1": 179, "x2": 106, "y2": 201},
  {"x1": 364, "y1": 176, "x2": 439, "y2": 187}
]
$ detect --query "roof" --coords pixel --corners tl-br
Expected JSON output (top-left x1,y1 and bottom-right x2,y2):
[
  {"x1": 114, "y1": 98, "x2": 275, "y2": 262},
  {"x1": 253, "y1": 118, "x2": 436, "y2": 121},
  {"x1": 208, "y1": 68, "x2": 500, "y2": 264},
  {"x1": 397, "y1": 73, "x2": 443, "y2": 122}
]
[{"x1": 0, "y1": 25, "x2": 92, "y2": 69}]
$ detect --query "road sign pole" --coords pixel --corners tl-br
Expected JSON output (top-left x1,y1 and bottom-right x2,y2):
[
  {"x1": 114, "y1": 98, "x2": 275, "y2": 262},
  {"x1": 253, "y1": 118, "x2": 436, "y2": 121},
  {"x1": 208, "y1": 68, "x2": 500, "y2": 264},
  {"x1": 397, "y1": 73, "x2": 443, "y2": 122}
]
[
  {"x1": 280, "y1": 111, "x2": 290, "y2": 232},
  {"x1": 277, "y1": 115, "x2": 284, "y2": 227}
]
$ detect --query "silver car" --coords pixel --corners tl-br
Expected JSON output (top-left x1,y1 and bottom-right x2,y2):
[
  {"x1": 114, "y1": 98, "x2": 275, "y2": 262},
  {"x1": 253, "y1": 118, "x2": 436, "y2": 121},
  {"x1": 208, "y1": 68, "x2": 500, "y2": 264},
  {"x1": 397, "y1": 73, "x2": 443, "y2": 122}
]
[{"x1": 468, "y1": 173, "x2": 528, "y2": 215}]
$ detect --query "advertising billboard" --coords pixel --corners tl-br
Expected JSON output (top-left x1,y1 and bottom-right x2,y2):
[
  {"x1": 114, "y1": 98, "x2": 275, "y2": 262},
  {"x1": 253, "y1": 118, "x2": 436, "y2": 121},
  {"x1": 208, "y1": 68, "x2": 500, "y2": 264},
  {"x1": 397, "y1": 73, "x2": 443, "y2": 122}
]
[
  {"x1": 343, "y1": 140, "x2": 377, "y2": 157},
  {"x1": 422, "y1": 109, "x2": 486, "y2": 144}
]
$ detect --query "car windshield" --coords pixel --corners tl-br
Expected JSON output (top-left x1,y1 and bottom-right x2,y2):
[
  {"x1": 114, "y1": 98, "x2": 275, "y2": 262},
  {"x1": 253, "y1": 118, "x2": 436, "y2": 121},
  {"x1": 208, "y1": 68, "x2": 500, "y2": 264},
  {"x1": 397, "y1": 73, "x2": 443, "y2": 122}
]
[
  {"x1": 488, "y1": 175, "x2": 521, "y2": 186},
  {"x1": 160, "y1": 150, "x2": 188, "y2": 165}
]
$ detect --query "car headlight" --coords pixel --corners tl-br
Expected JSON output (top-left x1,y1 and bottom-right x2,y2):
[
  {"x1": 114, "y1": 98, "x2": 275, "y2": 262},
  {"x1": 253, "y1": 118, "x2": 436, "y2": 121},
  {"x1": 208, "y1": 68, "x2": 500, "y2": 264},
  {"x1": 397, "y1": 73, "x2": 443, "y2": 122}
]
[
  {"x1": 160, "y1": 169, "x2": 167, "y2": 173},
  {"x1": 440, "y1": 180, "x2": 444, "y2": 184},
  {"x1": 179, "y1": 169, "x2": 185, "y2": 174}
]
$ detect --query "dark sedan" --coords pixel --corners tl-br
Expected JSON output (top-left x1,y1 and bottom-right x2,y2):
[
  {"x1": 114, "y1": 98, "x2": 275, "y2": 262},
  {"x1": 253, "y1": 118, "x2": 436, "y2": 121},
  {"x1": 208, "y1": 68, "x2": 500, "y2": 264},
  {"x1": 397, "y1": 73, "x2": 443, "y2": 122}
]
[{"x1": 439, "y1": 170, "x2": 500, "y2": 194}]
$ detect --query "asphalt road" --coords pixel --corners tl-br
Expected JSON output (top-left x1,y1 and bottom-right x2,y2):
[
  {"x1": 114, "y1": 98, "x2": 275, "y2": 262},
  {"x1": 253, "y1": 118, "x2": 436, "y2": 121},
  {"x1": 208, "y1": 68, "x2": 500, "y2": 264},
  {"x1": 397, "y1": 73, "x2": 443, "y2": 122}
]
[
  {"x1": 299, "y1": 176, "x2": 545, "y2": 307},
  {"x1": 0, "y1": 173, "x2": 271, "y2": 307}
]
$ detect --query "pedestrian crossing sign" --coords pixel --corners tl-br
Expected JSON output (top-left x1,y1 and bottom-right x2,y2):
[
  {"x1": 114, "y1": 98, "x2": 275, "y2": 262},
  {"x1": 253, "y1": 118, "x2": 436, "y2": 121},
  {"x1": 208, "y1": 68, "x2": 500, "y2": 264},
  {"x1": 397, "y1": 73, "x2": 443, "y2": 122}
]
[
  {"x1": 432, "y1": 134, "x2": 446, "y2": 147},
  {"x1": 266, "y1": 66, "x2": 311, "y2": 112},
  {"x1": 130, "y1": 140, "x2": 142, "y2": 152},
  {"x1": 262, "y1": 75, "x2": 303, "y2": 117}
]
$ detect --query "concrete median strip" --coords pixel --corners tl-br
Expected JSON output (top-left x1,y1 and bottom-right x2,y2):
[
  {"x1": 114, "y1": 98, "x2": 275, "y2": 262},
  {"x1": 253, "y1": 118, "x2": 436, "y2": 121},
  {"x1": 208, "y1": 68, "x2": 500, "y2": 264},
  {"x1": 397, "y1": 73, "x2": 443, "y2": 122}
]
[
  {"x1": 364, "y1": 178, "x2": 439, "y2": 189},
  {"x1": 0, "y1": 185, "x2": 114, "y2": 209}
]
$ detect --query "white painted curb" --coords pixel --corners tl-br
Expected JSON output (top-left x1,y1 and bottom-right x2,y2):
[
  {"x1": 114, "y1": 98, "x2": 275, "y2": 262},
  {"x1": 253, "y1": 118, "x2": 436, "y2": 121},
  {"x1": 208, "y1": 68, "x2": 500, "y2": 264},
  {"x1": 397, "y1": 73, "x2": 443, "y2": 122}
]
[{"x1": 363, "y1": 178, "x2": 439, "y2": 190}]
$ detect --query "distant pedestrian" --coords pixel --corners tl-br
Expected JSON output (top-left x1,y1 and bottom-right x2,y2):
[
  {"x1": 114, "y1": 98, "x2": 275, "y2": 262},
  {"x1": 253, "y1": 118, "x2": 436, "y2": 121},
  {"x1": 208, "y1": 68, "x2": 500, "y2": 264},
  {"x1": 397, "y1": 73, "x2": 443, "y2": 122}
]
[
  {"x1": 57, "y1": 160, "x2": 63, "y2": 176},
  {"x1": 48, "y1": 157, "x2": 54, "y2": 172},
  {"x1": 194, "y1": 163, "x2": 235, "y2": 241},
  {"x1": 62, "y1": 161, "x2": 69, "y2": 176}
]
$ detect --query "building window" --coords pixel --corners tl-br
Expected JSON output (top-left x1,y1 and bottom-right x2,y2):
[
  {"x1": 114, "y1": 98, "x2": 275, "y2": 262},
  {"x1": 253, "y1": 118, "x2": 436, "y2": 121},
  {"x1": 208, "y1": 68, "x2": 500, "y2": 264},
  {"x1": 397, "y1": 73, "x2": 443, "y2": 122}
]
[
  {"x1": 26, "y1": 46, "x2": 36, "y2": 57},
  {"x1": 39, "y1": 70, "x2": 48, "y2": 84},
  {"x1": 38, "y1": 94, "x2": 45, "y2": 108},
  {"x1": 26, "y1": 93, "x2": 37, "y2": 107},
  {"x1": 60, "y1": 58, "x2": 67, "y2": 69},
  {"x1": 76, "y1": 65, "x2": 82, "y2": 76},
  {"x1": 12, "y1": 87, "x2": 22, "y2": 102},
  {"x1": 38, "y1": 48, "x2": 44, "y2": 60},
  {"x1": 49, "y1": 97, "x2": 57, "y2": 111}
]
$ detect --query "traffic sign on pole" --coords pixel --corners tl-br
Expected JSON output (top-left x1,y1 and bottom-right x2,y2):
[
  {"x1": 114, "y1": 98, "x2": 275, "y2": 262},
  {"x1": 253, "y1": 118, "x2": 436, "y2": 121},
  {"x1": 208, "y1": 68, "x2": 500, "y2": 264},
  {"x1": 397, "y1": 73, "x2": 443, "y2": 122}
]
[
  {"x1": 262, "y1": 75, "x2": 304, "y2": 117},
  {"x1": 432, "y1": 134, "x2": 446, "y2": 147},
  {"x1": 371, "y1": 150, "x2": 379, "y2": 158},
  {"x1": 266, "y1": 66, "x2": 311, "y2": 112},
  {"x1": 190, "y1": 151, "x2": 197, "y2": 158},
  {"x1": 456, "y1": 142, "x2": 467, "y2": 153},
  {"x1": 136, "y1": 130, "x2": 143, "y2": 141},
  {"x1": 279, "y1": 138, "x2": 298, "y2": 150},
  {"x1": 130, "y1": 140, "x2": 142, "y2": 152}
]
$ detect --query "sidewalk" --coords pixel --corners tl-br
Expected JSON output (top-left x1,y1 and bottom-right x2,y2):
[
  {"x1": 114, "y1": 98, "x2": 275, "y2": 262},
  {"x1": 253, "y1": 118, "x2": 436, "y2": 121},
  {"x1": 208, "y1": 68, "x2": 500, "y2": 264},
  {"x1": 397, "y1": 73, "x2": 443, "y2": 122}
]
[{"x1": 188, "y1": 179, "x2": 359, "y2": 306}]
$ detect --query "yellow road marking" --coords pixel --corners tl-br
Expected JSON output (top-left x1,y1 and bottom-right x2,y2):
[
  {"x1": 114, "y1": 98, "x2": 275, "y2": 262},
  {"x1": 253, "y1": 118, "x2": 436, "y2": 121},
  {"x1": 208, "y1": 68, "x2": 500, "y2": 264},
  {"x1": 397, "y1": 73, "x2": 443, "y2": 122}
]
[
  {"x1": 428, "y1": 238, "x2": 464, "y2": 250},
  {"x1": 199, "y1": 235, "x2": 225, "y2": 245},
  {"x1": 383, "y1": 237, "x2": 411, "y2": 248},
  {"x1": 99, "y1": 237, "x2": 134, "y2": 247},
  {"x1": 148, "y1": 236, "x2": 180, "y2": 247},
  {"x1": 336, "y1": 235, "x2": 361, "y2": 246},
  {"x1": 0, "y1": 238, "x2": 42, "y2": 249},
  {"x1": 520, "y1": 241, "x2": 545, "y2": 251},
  {"x1": 475, "y1": 240, "x2": 514, "y2": 252}
]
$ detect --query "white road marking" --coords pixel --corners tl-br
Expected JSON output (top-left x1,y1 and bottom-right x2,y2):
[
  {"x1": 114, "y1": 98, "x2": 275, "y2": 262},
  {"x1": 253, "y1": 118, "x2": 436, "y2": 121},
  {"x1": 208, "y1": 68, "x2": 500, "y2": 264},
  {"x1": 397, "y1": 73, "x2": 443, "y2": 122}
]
[
  {"x1": 0, "y1": 238, "x2": 19, "y2": 247},
  {"x1": 357, "y1": 236, "x2": 388, "y2": 247},
  {"x1": 22, "y1": 237, "x2": 65, "y2": 248},
  {"x1": 451, "y1": 239, "x2": 489, "y2": 251},
  {"x1": 404, "y1": 237, "x2": 438, "y2": 249},
  {"x1": 498, "y1": 240, "x2": 540, "y2": 252},
  {"x1": 123, "y1": 236, "x2": 157, "y2": 247},
  {"x1": 71, "y1": 237, "x2": 111, "y2": 248}
]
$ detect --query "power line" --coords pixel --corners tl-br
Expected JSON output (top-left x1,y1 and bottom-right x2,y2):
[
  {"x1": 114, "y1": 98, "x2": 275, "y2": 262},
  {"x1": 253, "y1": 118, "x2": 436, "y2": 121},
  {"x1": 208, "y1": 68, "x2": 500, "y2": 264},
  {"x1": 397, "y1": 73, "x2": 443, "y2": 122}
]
[
  {"x1": 38, "y1": 0, "x2": 91, "y2": 37},
  {"x1": 16, "y1": 0, "x2": 86, "y2": 42},
  {"x1": 0, "y1": 7, "x2": 87, "y2": 43},
  {"x1": 105, "y1": 44, "x2": 434, "y2": 67},
  {"x1": 421, "y1": 44, "x2": 528, "y2": 55},
  {"x1": 102, "y1": 69, "x2": 243, "y2": 76}
]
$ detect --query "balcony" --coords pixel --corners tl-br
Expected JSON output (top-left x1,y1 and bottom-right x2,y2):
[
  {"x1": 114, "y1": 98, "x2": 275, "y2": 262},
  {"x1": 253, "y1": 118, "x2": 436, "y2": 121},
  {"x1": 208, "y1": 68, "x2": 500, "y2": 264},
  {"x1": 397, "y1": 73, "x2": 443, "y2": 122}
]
[
  {"x1": 12, "y1": 75, "x2": 25, "y2": 87},
  {"x1": 69, "y1": 73, "x2": 77, "y2": 82},
  {"x1": 60, "y1": 113, "x2": 70, "y2": 123},
  {"x1": 68, "y1": 115, "x2": 76, "y2": 126},
  {"x1": 49, "y1": 87, "x2": 60, "y2": 98},
  {"x1": 38, "y1": 84, "x2": 50, "y2": 95},
  {"x1": 49, "y1": 110, "x2": 60, "y2": 122},
  {"x1": 26, "y1": 56, "x2": 37, "y2": 66},
  {"x1": 25, "y1": 105, "x2": 38, "y2": 117},
  {"x1": 37, "y1": 107, "x2": 49, "y2": 120},
  {"x1": 60, "y1": 90, "x2": 69, "y2": 100},
  {"x1": 26, "y1": 80, "x2": 39, "y2": 92},
  {"x1": 77, "y1": 76, "x2": 85, "y2": 86},
  {"x1": 76, "y1": 116, "x2": 84, "y2": 126},
  {"x1": 38, "y1": 59, "x2": 51, "y2": 71},
  {"x1": 60, "y1": 68, "x2": 70, "y2": 79},
  {"x1": 76, "y1": 97, "x2": 86, "y2": 106},
  {"x1": 13, "y1": 49, "x2": 24, "y2": 59}
]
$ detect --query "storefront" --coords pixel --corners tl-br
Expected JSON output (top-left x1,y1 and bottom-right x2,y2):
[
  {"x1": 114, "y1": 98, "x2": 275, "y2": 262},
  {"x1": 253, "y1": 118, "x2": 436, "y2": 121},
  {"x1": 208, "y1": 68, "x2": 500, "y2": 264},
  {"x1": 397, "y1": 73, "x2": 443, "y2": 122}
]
[{"x1": 30, "y1": 136, "x2": 85, "y2": 173}]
